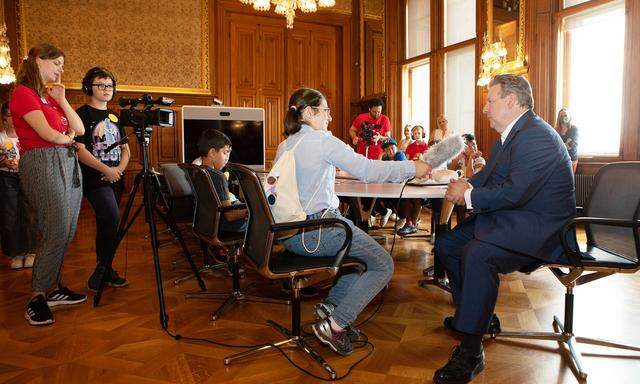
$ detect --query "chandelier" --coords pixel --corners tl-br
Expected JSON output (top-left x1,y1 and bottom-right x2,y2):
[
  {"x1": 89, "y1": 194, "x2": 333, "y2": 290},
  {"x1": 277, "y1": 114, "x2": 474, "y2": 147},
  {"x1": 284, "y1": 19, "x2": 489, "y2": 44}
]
[
  {"x1": 0, "y1": 24, "x2": 16, "y2": 84},
  {"x1": 477, "y1": 34, "x2": 507, "y2": 86},
  {"x1": 238, "y1": 0, "x2": 336, "y2": 28}
]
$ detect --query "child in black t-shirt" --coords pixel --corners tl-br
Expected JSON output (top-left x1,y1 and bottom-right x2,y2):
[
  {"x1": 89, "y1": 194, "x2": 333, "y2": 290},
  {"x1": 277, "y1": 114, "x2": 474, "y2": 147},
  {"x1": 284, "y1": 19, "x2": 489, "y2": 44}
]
[
  {"x1": 75, "y1": 67, "x2": 130, "y2": 291},
  {"x1": 197, "y1": 129, "x2": 248, "y2": 233}
]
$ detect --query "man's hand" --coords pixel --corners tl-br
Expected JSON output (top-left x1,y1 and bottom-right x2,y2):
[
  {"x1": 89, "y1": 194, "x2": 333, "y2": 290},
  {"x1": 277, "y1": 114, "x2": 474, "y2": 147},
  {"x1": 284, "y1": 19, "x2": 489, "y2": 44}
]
[
  {"x1": 352, "y1": 136, "x2": 361, "y2": 145},
  {"x1": 102, "y1": 167, "x2": 122, "y2": 183},
  {"x1": 6, "y1": 159, "x2": 18, "y2": 171},
  {"x1": 445, "y1": 178, "x2": 471, "y2": 206},
  {"x1": 414, "y1": 160, "x2": 432, "y2": 179},
  {"x1": 372, "y1": 132, "x2": 383, "y2": 144}
]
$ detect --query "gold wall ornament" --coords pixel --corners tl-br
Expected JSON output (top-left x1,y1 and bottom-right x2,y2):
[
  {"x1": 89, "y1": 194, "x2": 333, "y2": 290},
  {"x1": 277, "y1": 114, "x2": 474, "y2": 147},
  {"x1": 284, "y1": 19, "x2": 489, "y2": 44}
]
[
  {"x1": 0, "y1": 24, "x2": 16, "y2": 84},
  {"x1": 239, "y1": 0, "x2": 337, "y2": 28}
]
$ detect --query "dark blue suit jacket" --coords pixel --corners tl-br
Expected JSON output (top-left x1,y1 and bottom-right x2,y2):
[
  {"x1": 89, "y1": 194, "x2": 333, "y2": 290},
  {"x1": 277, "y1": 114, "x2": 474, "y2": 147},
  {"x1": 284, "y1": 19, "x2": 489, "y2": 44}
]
[{"x1": 469, "y1": 110, "x2": 576, "y2": 262}]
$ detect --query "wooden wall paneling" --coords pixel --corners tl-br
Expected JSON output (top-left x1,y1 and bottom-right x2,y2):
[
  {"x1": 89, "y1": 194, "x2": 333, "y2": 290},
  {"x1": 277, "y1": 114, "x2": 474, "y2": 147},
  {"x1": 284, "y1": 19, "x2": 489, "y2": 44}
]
[
  {"x1": 364, "y1": 19, "x2": 385, "y2": 96},
  {"x1": 310, "y1": 24, "x2": 341, "y2": 136},
  {"x1": 229, "y1": 16, "x2": 259, "y2": 107},
  {"x1": 259, "y1": 24, "x2": 286, "y2": 162},
  {"x1": 385, "y1": 0, "x2": 403, "y2": 138},
  {"x1": 621, "y1": 0, "x2": 640, "y2": 161},
  {"x1": 286, "y1": 28, "x2": 313, "y2": 94}
]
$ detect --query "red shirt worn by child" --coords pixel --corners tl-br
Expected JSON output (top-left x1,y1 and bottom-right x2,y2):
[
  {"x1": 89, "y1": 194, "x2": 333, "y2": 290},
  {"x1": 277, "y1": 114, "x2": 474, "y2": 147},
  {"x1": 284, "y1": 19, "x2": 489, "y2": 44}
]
[
  {"x1": 405, "y1": 140, "x2": 428, "y2": 160},
  {"x1": 9, "y1": 84, "x2": 69, "y2": 152}
]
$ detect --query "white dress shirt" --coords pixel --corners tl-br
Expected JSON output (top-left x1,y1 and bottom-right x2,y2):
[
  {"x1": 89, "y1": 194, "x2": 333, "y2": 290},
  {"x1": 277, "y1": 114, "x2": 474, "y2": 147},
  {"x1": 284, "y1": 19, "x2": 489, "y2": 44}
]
[{"x1": 463, "y1": 110, "x2": 529, "y2": 209}]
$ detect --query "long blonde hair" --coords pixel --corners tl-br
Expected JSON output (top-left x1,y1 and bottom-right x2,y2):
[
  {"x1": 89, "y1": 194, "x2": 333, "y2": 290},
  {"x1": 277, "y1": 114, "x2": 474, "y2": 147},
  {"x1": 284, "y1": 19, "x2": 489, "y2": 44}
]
[{"x1": 16, "y1": 43, "x2": 65, "y2": 95}]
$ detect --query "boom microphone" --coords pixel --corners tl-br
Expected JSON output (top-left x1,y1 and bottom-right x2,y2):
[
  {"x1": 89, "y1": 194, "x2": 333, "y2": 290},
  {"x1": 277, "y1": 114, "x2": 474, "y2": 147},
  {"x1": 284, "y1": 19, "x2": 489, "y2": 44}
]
[{"x1": 420, "y1": 135, "x2": 465, "y2": 168}]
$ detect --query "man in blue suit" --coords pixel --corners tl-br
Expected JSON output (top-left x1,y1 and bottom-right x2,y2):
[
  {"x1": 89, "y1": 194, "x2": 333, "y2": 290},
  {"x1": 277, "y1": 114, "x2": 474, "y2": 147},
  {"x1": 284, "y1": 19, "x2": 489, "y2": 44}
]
[{"x1": 433, "y1": 74, "x2": 575, "y2": 384}]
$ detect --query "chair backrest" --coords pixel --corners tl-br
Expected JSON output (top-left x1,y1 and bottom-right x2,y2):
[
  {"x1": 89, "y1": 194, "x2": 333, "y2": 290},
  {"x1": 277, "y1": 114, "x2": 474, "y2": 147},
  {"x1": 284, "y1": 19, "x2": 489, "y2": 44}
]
[
  {"x1": 161, "y1": 163, "x2": 193, "y2": 198},
  {"x1": 227, "y1": 163, "x2": 275, "y2": 271},
  {"x1": 585, "y1": 161, "x2": 640, "y2": 260},
  {"x1": 189, "y1": 165, "x2": 224, "y2": 243}
]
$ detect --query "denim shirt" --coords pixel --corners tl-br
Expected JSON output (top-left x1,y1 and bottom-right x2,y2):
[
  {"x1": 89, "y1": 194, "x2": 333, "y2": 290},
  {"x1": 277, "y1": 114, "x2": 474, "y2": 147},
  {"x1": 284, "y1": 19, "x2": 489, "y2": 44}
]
[{"x1": 274, "y1": 124, "x2": 416, "y2": 215}]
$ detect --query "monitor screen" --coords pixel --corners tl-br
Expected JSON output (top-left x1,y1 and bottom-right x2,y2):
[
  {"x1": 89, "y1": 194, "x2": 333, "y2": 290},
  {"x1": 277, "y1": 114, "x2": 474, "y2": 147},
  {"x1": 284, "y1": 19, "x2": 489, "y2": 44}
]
[{"x1": 182, "y1": 106, "x2": 265, "y2": 168}]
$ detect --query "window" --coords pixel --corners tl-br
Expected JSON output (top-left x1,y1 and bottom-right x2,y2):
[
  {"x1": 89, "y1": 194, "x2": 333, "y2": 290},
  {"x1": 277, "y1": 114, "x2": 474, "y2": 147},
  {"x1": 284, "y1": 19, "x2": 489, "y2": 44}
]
[
  {"x1": 445, "y1": 45, "x2": 475, "y2": 136},
  {"x1": 403, "y1": 61, "x2": 430, "y2": 132},
  {"x1": 402, "y1": 0, "x2": 476, "y2": 141},
  {"x1": 556, "y1": 0, "x2": 625, "y2": 156},
  {"x1": 406, "y1": 0, "x2": 431, "y2": 58},
  {"x1": 444, "y1": 0, "x2": 476, "y2": 46},
  {"x1": 564, "y1": 0, "x2": 591, "y2": 7}
]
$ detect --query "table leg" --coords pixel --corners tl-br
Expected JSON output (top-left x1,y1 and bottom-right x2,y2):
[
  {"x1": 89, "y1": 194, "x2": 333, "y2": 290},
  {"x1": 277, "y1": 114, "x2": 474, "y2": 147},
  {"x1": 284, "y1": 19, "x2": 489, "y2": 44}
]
[{"x1": 419, "y1": 199, "x2": 450, "y2": 292}]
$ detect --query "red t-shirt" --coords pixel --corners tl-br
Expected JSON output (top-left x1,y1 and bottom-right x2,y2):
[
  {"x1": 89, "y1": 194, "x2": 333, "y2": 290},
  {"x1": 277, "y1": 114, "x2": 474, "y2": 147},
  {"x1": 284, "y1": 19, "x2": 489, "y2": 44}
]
[
  {"x1": 351, "y1": 112, "x2": 391, "y2": 160},
  {"x1": 405, "y1": 140, "x2": 428, "y2": 160},
  {"x1": 9, "y1": 85, "x2": 69, "y2": 151}
]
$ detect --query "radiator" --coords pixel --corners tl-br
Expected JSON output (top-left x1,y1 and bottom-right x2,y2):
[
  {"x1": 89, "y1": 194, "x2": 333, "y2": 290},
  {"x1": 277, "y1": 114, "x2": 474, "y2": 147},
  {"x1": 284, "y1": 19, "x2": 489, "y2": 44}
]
[{"x1": 575, "y1": 174, "x2": 595, "y2": 208}]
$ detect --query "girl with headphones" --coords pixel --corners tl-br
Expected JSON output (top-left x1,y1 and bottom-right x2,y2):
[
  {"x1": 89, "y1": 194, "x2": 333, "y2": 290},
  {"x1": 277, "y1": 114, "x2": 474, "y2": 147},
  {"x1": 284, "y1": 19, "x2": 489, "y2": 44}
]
[
  {"x1": 405, "y1": 125, "x2": 428, "y2": 160},
  {"x1": 75, "y1": 67, "x2": 130, "y2": 292}
]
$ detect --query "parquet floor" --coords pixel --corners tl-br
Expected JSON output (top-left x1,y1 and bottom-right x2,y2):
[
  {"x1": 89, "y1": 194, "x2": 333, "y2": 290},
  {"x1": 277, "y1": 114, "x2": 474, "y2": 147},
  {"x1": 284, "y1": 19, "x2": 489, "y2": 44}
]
[{"x1": 1, "y1": 201, "x2": 640, "y2": 384}]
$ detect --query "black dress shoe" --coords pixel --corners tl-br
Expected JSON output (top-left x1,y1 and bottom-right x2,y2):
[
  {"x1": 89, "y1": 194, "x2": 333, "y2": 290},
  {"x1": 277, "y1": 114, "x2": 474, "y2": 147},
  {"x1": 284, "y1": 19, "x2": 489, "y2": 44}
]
[
  {"x1": 443, "y1": 314, "x2": 501, "y2": 335},
  {"x1": 433, "y1": 346, "x2": 485, "y2": 384}
]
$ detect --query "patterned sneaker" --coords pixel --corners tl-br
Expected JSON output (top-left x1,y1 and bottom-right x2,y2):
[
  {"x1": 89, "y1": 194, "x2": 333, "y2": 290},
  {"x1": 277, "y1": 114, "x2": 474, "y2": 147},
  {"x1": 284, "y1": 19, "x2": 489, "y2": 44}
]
[
  {"x1": 312, "y1": 318, "x2": 353, "y2": 356},
  {"x1": 46, "y1": 284, "x2": 87, "y2": 307},
  {"x1": 313, "y1": 301, "x2": 361, "y2": 342},
  {"x1": 25, "y1": 295, "x2": 54, "y2": 326}
]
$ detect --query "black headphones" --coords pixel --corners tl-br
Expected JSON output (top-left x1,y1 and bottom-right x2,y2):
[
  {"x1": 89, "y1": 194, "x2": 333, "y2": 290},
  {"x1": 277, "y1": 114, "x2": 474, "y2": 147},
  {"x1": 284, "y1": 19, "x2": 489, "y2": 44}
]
[{"x1": 81, "y1": 67, "x2": 117, "y2": 97}]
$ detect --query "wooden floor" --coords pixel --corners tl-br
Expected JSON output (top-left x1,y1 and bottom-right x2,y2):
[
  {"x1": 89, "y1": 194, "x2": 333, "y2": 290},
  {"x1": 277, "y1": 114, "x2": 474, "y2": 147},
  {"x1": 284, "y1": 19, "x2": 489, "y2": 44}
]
[{"x1": 1, "y1": 201, "x2": 639, "y2": 384}]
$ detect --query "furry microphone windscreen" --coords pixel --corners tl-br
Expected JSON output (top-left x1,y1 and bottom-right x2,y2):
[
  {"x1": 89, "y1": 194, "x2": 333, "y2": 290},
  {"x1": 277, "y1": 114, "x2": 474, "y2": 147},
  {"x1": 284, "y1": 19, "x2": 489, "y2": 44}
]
[{"x1": 420, "y1": 135, "x2": 465, "y2": 168}]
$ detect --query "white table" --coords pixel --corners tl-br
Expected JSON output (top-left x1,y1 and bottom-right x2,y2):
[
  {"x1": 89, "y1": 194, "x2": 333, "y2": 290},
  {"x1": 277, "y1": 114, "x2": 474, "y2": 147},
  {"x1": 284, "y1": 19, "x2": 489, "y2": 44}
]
[{"x1": 333, "y1": 178, "x2": 450, "y2": 292}]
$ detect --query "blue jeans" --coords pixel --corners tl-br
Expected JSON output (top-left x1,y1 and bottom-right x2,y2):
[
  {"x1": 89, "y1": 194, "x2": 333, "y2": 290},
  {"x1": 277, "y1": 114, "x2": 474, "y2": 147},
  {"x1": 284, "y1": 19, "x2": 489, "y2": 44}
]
[{"x1": 282, "y1": 208, "x2": 393, "y2": 328}]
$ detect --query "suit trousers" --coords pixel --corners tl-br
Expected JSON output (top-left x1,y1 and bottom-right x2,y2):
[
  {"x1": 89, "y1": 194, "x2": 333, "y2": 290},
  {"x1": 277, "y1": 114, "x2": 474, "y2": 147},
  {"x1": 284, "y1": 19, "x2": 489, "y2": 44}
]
[{"x1": 435, "y1": 215, "x2": 542, "y2": 335}]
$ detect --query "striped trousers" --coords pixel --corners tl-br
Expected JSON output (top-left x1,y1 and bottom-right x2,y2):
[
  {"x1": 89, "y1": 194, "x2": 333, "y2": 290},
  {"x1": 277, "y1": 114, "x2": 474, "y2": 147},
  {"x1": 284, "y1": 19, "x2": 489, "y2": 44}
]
[{"x1": 20, "y1": 147, "x2": 82, "y2": 292}]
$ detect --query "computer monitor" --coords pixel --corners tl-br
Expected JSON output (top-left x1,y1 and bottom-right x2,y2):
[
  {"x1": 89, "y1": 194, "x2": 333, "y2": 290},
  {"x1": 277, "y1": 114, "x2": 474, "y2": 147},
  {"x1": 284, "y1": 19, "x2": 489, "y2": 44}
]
[{"x1": 181, "y1": 106, "x2": 265, "y2": 168}]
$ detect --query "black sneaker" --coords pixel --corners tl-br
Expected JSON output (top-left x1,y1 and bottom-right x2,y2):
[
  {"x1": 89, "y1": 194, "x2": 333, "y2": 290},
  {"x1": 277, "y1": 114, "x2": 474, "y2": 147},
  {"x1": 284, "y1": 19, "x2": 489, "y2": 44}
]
[
  {"x1": 25, "y1": 295, "x2": 54, "y2": 326},
  {"x1": 314, "y1": 301, "x2": 361, "y2": 342},
  {"x1": 312, "y1": 318, "x2": 353, "y2": 356},
  {"x1": 88, "y1": 267, "x2": 129, "y2": 292},
  {"x1": 433, "y1": 346, "x2": 485, "y2": 384},
  {"x1": 107, "y1": 269, "x2": 129, "y2": 288},
  {"x1": 46, "y1": 284, "x2": 87, "y2": 307}
]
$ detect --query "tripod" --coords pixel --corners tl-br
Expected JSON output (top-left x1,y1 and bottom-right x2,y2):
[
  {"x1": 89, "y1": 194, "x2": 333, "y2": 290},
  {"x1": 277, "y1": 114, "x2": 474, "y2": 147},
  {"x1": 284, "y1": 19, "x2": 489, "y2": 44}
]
[{"x1": 92, "y1": 125, "x2": 206, "y2": 329}]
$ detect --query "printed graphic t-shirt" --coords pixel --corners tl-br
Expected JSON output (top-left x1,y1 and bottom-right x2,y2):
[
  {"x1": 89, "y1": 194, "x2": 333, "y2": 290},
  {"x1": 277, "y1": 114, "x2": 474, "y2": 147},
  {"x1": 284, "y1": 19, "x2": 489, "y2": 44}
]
[{"x1": 76, "y1": 105, "x2": 125, "y2": 191}]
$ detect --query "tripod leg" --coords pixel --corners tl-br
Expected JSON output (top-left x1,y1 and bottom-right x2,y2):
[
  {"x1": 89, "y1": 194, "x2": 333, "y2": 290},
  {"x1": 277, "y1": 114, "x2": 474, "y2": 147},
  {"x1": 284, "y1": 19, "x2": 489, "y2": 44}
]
[{"x1": 149, "y1": 172, "x2": 207, "y2": 291}]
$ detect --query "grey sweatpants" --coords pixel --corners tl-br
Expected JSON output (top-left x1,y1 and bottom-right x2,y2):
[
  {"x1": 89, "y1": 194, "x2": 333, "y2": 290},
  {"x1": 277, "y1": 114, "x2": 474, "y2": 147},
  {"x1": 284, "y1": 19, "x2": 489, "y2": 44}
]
[{"x1": 20, "y1": 147, "x2": 82, "y2": 292}]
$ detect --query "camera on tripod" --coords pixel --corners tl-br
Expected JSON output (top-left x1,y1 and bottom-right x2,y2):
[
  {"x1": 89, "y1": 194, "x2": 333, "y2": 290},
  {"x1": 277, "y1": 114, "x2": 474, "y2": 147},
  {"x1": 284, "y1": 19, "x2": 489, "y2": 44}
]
[
  {"x1": 119, "y1": 94, "x2": 175, "y2": 128},
  {"x1": 361, "y1": 123, "x2": 380, "y2": 145}
]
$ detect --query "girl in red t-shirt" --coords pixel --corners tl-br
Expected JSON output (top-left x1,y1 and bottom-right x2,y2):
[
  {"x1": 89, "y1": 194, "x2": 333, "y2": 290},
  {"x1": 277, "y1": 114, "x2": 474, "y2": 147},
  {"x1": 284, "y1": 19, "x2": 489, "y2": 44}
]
[
  {"x1": 405, "y1": 125, "x2": 429, "y2": 160},
  {"x1": 9, "y1": 43, "x2": 87, "y2": 326},
  {"x1": 398, "y1": 125, "x2": 429, "y2": 235}
]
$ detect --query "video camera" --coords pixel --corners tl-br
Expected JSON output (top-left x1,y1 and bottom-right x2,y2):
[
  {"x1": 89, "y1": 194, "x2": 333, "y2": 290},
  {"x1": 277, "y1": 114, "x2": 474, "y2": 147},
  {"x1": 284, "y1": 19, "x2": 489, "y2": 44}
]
[
  {"x1": 119, "y1": 94, "x2": 175, "y2": 128},
  {"x1": 361, "y1": 123, "x2": 381, "y2": 145}
]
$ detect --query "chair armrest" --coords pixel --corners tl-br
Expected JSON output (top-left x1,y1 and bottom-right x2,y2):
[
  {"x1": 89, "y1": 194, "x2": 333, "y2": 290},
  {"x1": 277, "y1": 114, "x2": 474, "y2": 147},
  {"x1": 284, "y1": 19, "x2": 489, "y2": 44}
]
[
  {"x1": 218, "y1": 203, "x2": 247, "y2": 213},
  {"x1": 561, "y1": 217, "x2": 640, "y2": 266},
  {"x1": 271, "y1": 218, "x2": 353, "y2": 268}
]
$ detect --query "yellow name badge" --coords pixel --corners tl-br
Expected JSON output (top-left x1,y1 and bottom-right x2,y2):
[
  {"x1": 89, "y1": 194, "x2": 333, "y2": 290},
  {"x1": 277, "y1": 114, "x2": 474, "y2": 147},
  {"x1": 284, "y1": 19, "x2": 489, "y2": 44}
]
[{"x1": 108, "y1": 114, "x2": 119, "y2": 123}]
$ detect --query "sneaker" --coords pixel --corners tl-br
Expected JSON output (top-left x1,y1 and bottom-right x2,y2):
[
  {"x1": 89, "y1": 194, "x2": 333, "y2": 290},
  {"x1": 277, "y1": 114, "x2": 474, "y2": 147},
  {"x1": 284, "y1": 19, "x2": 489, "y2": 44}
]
[
  {"x1": 312, "y1": 318, "x2": 353, "y2": 356},
  {"x1": 23, "y1": 254, "x2": 35, "y2": 268},
  {"x1": 10, "y1": 256, "x2": 24, "y2": 269},
  {"x1": 367, "y1": 214, "x2": 378, "y2": 228},
  {"x1": 25, "y1": 295, "x2": 54, "y2": 326},
  {"x1": 397, "y1": 225, "x2": 418, "y2": 236},
  {"x1": 46, "y1": 284, "x2": 87, "y2": 307},
  {"x1": 389, "y1": 212, "x2": 398, "y2": 221},
  {"x1": 313, "y1": 301, "x2": 361, "y2": 342},
  {"x1": 107, "y1": 269, "x2": 129, "y2": 288},
  {"x1": 397, "y1": 218, "x2": 406, "y2": 228},
  {"x1": 379, "y1": 209, "x2": 393, "y2": 228}
]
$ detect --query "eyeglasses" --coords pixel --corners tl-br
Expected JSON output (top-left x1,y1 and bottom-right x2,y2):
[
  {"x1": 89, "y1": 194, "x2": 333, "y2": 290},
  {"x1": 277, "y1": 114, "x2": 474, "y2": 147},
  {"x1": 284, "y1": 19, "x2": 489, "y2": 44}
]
[
  {"x1": 92, "y1": 84, "x2": 114, "y2": 91},
  {"x1": 312, "y1": 106, "x2": 331, "y2": 114}
]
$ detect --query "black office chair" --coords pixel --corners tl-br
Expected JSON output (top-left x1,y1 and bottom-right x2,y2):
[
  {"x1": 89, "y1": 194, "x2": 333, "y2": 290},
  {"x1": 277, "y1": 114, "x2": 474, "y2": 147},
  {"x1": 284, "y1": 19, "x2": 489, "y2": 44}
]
[
  {"x1": 495, "y1": 161, "x2": 640, "y2": 380},
  {"x1": 223, "y1": 163, "x2": 366, "y2": 379},
  {"x1": 173, "y1": 163, "x2": 228, "y2": 286},
  {"x1": 185, "y1": 164, "x2": 289, "y2": 321}
]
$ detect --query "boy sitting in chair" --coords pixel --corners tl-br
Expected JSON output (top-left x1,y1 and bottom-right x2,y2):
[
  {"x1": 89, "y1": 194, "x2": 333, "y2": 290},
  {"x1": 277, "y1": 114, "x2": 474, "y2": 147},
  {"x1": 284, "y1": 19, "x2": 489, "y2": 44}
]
[{"x1": 197, "y1": 129, "x2": 248, "y2": 233}]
